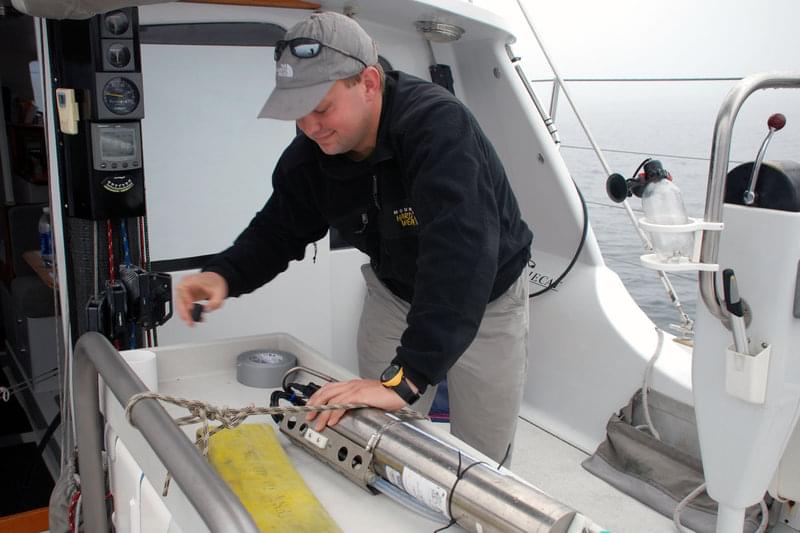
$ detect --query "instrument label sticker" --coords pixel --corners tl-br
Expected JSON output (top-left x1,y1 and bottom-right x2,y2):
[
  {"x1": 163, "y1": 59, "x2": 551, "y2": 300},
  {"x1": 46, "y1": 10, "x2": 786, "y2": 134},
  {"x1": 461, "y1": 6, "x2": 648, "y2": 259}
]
[
  {"x1": 384, "y1": 465, "x2": 403, "y2": 488},
  {"x1": 402, "y1": 467, "x2": 449, "y2": 517}
]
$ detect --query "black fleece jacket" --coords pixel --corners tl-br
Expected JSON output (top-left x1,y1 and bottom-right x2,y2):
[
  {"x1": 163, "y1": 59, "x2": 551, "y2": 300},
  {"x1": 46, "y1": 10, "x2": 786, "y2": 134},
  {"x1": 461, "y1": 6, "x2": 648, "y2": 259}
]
[{"x1": 204, "y1": 71, "x2": 533, "y2": 391}]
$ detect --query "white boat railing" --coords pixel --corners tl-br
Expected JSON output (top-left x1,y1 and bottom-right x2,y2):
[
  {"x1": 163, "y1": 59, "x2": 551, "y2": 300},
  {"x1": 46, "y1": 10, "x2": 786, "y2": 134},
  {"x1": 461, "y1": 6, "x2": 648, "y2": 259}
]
[{"x1": 73, "y1": 332, "x2": 258, "y2": 533}]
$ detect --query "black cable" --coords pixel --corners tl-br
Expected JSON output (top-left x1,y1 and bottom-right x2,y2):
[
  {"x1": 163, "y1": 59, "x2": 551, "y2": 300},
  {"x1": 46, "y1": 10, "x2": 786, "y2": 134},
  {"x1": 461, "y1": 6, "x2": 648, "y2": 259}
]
[
  {"x1": 631, "y1": 157, "x2": 652, "y2": 180},
  {"x1": 530, "y1": 180, "x2": 589, "y2": 298},
  {"x1": 142, "y1": 214, "x2": 157, "y2": 346},
  {"x1": 434, "y1": 452, "x2": 489, "y2": 533},
  {"x1": 496, "y1": 442, "x2": 512, "y2": 470},
  {"x1": 142, "y1": 214, "x2": 151, "y2": 272},
  {"x1": 269, "y1": 382, "x2": 320, "y2": 423},
  {"x1": 22, "y1": 410, "x2": 61, "y2": 489},
  {"x1": 434, "y1": 452, "x2": 462, "y2": 533},
  {"x1": 269, "y1": 390, "x2": 294, "y2": 423}
]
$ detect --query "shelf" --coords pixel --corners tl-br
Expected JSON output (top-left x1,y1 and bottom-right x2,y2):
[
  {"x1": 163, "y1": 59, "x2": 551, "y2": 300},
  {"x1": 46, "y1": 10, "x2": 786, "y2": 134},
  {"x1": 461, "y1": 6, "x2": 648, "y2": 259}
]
[{"x1": 22, "y1": 250, "x2": 57, "y2": 289}]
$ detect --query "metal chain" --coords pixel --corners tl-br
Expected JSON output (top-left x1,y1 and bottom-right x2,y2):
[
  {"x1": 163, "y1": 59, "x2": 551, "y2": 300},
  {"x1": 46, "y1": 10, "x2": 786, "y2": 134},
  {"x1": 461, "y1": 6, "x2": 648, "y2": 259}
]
[{"x1": 124, "y1": 391, "x2": 426, "y2": 495}]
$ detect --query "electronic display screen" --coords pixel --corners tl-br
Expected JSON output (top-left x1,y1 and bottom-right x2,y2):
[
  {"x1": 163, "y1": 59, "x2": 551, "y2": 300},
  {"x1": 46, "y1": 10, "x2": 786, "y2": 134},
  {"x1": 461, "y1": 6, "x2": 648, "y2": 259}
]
[{"x1": 100, "y1": 127, "x2": 136, "y2": 160}]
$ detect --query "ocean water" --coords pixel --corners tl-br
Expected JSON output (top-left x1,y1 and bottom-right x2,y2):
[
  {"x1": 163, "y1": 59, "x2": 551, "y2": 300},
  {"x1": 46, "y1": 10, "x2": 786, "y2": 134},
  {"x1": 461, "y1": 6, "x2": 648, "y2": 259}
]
[{"x1": 546, "y1": 80, "x2": 800, "y2": 331}]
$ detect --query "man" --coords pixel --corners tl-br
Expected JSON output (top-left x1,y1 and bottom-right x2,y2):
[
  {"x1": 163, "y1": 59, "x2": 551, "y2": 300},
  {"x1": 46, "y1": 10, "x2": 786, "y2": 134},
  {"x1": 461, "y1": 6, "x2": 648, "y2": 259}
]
[{"x1": 176, "y1": 12, "x2": 533, "y2": 464}]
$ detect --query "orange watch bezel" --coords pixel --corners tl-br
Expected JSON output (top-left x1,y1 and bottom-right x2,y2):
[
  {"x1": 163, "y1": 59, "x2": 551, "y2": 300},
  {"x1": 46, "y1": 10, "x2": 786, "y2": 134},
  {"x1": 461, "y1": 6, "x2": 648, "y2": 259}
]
[{"x1": 381, "y1": 365, "x2": 404, "y2": 387}]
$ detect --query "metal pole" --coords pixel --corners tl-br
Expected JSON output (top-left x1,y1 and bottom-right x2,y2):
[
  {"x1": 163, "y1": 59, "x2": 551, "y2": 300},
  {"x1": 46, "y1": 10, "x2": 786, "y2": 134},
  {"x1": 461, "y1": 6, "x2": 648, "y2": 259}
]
[
  {"x1": 74, "y1": 332, "x2": 258, "y2": 533},
  {"x1": 699, "y1": 72, "x2": 800, "y2": 319},
  {"x1": 548, "y1": 81, "x2": 560, "y2": 123},
  {"x1": 506, "y1": 45, "x2": 560, "y2": 146}
]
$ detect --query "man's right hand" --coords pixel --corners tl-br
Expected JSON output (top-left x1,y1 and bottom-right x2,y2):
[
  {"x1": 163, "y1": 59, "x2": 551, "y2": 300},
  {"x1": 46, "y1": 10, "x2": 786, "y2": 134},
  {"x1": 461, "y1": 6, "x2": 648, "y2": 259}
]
[{"x1": 175, "y1": 271, "x2": 229, "y2": 326}]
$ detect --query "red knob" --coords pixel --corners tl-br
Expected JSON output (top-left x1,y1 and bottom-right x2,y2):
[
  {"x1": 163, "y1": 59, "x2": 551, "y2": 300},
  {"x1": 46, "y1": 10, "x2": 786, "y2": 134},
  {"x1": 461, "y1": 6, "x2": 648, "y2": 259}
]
[{"x1": 768, "y1": 113, "x2": 786, "y2": 131}]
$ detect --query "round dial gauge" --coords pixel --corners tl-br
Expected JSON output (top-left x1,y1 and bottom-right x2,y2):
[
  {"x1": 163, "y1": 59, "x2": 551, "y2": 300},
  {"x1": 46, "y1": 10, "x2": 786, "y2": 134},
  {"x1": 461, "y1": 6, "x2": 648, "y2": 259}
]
[
  {"x1": 102, "y1": 77, "x2": 140, "y2": 115},
  {"x1": 104, "y1": 11, "x2": 130, "y2": 35},
  {"x1": 107, "y1": 43, "x2": 132, "y2": 69}
]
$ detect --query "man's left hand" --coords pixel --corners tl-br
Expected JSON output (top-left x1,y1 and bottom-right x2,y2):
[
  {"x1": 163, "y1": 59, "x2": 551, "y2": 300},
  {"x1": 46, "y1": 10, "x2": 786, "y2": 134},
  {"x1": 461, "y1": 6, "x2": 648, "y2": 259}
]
[{"x1": 305, "y1": 379, "x2": 406, "y2": 431}]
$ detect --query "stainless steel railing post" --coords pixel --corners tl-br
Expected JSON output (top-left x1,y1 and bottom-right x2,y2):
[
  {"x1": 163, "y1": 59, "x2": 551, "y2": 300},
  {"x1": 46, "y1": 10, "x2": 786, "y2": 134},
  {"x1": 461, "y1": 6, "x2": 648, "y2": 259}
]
[
  {"x1": 73, "y1": 332, "x2": 258, "y2": 533},
  {"x1": 698, "y1": 72, "x2": 800, "y2": 319}
]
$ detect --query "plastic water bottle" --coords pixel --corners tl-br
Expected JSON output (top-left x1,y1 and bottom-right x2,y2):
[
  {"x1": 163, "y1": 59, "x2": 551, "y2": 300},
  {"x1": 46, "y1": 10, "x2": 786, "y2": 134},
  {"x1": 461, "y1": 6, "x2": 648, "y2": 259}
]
[
  {"x1": 38, "y1": 206, "x2": 53, "y2": 267},
  {"x1": 640, "y1": 162, "x2": 693, "y2": 262}
]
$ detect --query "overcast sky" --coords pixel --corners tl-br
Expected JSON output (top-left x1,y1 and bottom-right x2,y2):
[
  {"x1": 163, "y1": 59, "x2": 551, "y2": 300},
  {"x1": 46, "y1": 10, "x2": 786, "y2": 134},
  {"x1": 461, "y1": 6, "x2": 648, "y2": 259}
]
[
  {"x1": 492, "y1": 0, "x2": 800, "y2": 78},
  {"x1": 466, "y1": 1, "x2": 800, "y2": 180}
]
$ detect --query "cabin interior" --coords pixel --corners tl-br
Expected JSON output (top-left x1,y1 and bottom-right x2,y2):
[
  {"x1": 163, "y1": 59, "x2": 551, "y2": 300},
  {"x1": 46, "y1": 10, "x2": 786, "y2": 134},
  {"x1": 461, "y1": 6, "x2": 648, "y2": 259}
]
[{"x1": 0, "y1": 4, "x2": 58, "y2": 524}]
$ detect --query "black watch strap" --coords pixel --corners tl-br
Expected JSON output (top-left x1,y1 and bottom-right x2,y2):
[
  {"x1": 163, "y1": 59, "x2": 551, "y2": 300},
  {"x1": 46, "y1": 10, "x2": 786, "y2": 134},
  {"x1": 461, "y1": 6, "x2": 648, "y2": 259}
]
[
  {"x1": 389, "y1": 376, "x2": 420, "y2": 405},
  {"x1": 380, "y1": 364, "x2": 421, "y2": 405}
]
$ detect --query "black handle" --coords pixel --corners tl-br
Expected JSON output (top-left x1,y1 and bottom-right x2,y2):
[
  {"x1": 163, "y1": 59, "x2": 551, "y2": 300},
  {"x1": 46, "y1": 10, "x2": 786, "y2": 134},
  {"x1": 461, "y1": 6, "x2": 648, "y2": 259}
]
[
  {"x1": 191, "y1": 302, "x2": 204, "y2": 323},
  {"x1": 722, "y1": 268, "x2": 744, "y2": 317}
]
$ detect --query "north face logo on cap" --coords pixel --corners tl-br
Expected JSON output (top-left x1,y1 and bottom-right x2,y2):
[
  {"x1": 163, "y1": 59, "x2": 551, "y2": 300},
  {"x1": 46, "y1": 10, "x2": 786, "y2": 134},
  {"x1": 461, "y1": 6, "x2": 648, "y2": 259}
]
[{"x1": 276, "y1": 63, "x2": 294, "y2": 78}]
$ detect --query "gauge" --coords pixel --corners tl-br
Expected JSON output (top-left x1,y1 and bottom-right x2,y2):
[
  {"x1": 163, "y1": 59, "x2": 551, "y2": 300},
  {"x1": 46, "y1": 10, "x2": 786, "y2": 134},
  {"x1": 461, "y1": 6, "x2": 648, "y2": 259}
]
[
  {"x1": 104, "y1": 11, "x2": 130, "y2": 35},
  {"x1": 107, "y1": 43, "x2": 132, "y2": 69},
  {"x1": 102, "y1": 77, "x2": 140, "y2": 115}
]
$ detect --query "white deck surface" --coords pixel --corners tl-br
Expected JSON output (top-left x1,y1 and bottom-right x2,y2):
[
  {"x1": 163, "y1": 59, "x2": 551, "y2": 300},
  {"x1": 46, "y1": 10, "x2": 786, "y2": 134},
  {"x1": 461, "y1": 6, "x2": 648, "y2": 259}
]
[
  {"x1": 511, "y1": 417, "x2": 694, "y2": 533},
  {"x1": 112, "y1": 334, "x2": 693, "y2": 533}
]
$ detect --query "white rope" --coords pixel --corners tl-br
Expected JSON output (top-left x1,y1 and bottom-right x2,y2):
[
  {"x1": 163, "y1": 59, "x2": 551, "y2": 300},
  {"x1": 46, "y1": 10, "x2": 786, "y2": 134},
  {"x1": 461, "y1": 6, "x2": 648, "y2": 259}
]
[
  {"x1": 673, "y1": 483, "x2": 769, "y2": 533},
  {"x1": 635, "y1": 327, "x2": 664, "y2": 440},
  {"x1": 673, "y1": 482, "x2": 706, "y2": 533},
  {"x1": 756, "y1": 499, "x2": 769, "y2": 533},
  {"x1": 73, "y1": 492, "x2": 82, "y2": 533}
]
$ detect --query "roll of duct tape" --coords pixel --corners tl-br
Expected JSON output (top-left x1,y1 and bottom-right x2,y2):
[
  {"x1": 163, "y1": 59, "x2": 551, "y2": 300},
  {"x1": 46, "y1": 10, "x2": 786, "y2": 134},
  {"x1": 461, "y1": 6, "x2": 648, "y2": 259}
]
[{"x1": 236, "y1": 349, "x2": 297, "y2": 389}]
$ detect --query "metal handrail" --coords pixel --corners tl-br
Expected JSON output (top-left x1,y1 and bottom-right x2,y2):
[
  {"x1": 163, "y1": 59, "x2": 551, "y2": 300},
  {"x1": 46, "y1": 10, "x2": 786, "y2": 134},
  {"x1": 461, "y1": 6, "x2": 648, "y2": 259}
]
[
  {"x1": 698, "y1": 72, "x2": 800, "y2": 320},
  {"x1": 74, "y1": 332, "x2": 258, "y2": 533}
]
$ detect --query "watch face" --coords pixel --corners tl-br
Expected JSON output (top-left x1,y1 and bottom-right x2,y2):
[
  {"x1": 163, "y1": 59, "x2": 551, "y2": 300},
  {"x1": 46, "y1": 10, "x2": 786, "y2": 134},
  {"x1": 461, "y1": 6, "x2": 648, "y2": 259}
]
[{"x1": 380, "y1": 364, "x2": 401, "y2": 383}]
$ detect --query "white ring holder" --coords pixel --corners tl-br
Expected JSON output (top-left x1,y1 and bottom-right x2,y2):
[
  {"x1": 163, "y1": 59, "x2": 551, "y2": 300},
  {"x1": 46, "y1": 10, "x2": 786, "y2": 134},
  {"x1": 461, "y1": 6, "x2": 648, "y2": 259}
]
[{"x1": 638, "y1": 217, "x2": 724, "y2": 272}]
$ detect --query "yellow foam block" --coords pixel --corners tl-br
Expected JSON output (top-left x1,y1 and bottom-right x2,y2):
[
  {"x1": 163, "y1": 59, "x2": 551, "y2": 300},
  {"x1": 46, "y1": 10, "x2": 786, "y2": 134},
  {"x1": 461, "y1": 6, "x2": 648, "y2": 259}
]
[{"x1": 206, "y1": 424, "x2": 341, "y2": 532}]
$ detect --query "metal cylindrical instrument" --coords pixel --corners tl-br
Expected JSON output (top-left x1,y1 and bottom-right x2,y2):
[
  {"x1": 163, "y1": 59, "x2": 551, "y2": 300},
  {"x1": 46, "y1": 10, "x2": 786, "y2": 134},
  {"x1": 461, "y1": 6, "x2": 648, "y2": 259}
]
[{"x1": 331, "y1": 409, "x2": 576, "y2": 533}]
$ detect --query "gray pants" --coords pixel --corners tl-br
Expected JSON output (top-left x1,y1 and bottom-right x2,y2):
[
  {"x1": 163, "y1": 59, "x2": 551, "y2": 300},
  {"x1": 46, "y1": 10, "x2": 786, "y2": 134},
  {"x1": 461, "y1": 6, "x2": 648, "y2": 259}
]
[{"x1": 357, "y1": 263, "x2": 530, "y2": 464}]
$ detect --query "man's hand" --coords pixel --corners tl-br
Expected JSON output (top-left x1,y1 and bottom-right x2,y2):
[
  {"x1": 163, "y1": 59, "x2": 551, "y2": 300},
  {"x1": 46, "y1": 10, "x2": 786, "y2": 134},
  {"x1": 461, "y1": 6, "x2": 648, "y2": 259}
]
[
  {"x1": 305, "y1": 379, "x2": 407, "y2": 431},
  {"x1": 175, "y1": 271, "x2": 229, "y2": 326}
]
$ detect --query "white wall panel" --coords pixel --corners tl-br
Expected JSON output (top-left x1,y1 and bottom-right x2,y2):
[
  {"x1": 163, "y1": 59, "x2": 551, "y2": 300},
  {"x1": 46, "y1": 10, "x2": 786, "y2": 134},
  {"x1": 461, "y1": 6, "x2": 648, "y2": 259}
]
[
  {"x1": 140, "y1": 43, "x2": 293, "y2": 260},
  {"x1": 139, "y1": 39, "x2": 332, "y2": 354}
]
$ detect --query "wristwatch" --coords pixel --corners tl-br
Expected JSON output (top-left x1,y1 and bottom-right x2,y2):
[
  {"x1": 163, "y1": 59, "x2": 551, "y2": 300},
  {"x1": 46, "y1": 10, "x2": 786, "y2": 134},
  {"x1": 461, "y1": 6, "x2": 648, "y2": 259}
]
[{"x1": 380, "y1": 364, "x2": 420, "y2": 405}]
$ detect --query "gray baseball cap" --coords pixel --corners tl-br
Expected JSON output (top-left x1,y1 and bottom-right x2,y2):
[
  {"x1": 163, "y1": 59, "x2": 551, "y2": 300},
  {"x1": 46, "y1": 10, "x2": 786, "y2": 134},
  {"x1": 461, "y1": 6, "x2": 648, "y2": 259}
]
[{"x1": 258, "y1": 12, "x2": 378, "y2": 121}]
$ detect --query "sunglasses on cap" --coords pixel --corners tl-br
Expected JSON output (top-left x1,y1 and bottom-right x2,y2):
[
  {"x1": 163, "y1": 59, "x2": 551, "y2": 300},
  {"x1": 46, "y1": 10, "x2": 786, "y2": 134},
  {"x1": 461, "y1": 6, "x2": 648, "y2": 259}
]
[{"x1": 274, "y1": 37, "x2": 368, "y2": 68}]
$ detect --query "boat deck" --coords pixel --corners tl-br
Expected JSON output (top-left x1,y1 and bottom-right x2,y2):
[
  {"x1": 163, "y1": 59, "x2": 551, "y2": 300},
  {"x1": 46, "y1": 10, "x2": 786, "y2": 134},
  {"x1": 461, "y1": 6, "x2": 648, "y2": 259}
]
[{"x1": 513, "y1": 417, "x2": 691, "y2": 533}]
